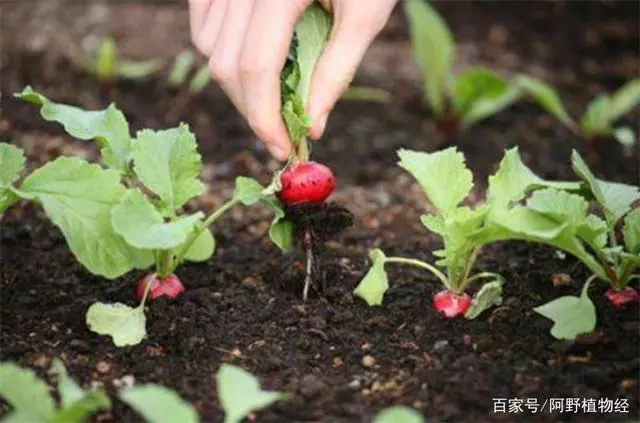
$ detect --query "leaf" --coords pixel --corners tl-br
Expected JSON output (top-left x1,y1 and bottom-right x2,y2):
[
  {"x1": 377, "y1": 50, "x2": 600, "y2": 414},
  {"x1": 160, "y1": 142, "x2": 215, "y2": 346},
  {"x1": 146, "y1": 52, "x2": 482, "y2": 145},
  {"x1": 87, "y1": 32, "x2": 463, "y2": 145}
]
[
  {"x1": 623, "y1": 208, "x2": 640, "y2": 254},
  {"x1": 111, "y1": 189, "x2": 203, "y2": 250},
  {"x1": 465, "y1": 279, "x2": 503, "y2": 319},
  {"x1": 232, "y1": 176, "x2": 264, "y2": 206},
  {"x1": 117, "y1": 59, "x2": 163, "y2": 80},
  {"x1": 15, "y1": 86, "x2": 132, "y2": 172},
  {"x1": 571, "y1": 150, "x2": 640, "y2": 225},
  {"x1": 294, "y1": 2, "x2": 332, "y2": 109},
  {"x1": 0, "y1": 363, "x2": 55, "y2": 422},
  {"x1": 168, "y1": 50, "x2": 196, "y2": 86},
  {"x1": 183, "y1": 228, "x2": 216, "y2": 262},
  {"x1": 373, "y1": 405, "x2": 425, "y2": 423},
  {"x1": 452, "y1": 69, "x2": 521, "y2": 128},
  {"x1": 609, "y1": 79, "x2": 640, "y2": 122},
  {"x1": 281, "y1": 100, "x2": 312, "y2": 144},
  {"x1": 49, "y1": 391, "x2": 111, "y2": 423},
  {"x1": 398, "y1": 148, "x2": 472, "y2": 216},
  {"x1": 404, "y1": 0, "x2": 453, "y2": 116},
  {"x1": 86, "y1": 302, "x2": 146, "y2": 347},
  {"x1": 341, "y1": 86, "x2": 392, "y2": 103},
  {"x1": 95, "y1": 36, "x2": 117, "y2": 81},
  {"x1": 263, "y1": 197, "x2": 294, "y2": 252},
  {"x1": 353, "y1": 249, "x2": 389, "y2": 306},
  {"x1": 14, "y1": 157, "x2": 140, "y2": 279},
  {"x1": 50, "y1": 359, "x2": 85, "y2": 408},
  {"x1": 534, "y1": 279, "x2": 596, "y2": 340},
  {"x1": 217, "y1": 364, "x2": 285, "y2": 423},
  {"x1": 0, "y1": 143, "x2": 25, "y2": 188},
  {"x1": 576, "y1": 214, "x2": 608, "y2": 250},
  {"x1": 119, "y1": 384, "x2": 199, "y2": 423},
  {"x1": 131, "y1": 124, "x2": 204, "y2": 211},
  {"x1": 527, "y1": 189, "x2": 589, "y2": 227},
  {"x1": 580, "y1": 94, "x2": 611, "y2": 135},
  {"x1": 188, "y1": 65, "x2": 211, "y2": 93},
  {"x1": 514, "y1": 75, "x2": 576, "y2": 129},
  {"x1": 613, "y1": 126, "x2": 636, "y2": 148}
]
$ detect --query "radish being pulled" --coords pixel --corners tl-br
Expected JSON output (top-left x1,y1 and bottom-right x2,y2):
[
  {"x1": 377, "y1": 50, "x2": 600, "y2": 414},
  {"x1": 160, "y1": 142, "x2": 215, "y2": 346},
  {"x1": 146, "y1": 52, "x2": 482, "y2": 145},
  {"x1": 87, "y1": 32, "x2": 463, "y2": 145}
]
[
  {"x1": 278, "y1": 161, "x2": 335, "y2": 206},
  {"x1": 433, "y1": 291, "x2": 472, "y2": 317},
  {"x1": 135, "y1": 273, "x2": 185, "y2": 301}
]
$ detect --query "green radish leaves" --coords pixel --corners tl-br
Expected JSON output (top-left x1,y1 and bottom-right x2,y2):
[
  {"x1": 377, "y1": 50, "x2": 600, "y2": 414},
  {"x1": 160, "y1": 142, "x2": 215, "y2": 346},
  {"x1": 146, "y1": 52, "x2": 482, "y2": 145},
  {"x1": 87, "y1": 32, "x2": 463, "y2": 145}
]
[
  {"x1": 119, "y1": 385, "x2": 199, "y2": 423},
  {"x1": 0, "y1": 143, "x2": 25, "y2": 212},
  {"x1": 514, "y1": 74, "x2": 576, "y2": 129},
  {"x1": 86, "y1": 302, "x2": 147, "y2": 347},
  {"x1": 373, "y1": 406, "x2": 425, "y2": 423},
  {"x1": 353, "y1": 249, "x2": 389, "y2": 306}
]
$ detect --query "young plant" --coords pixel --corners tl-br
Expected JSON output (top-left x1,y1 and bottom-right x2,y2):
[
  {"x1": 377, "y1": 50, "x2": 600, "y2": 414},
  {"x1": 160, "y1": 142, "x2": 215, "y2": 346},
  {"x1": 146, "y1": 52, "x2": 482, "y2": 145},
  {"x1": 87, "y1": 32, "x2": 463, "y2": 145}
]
[
  {"x1": 478, "y1": 150, "x2": 639, "y2": 339},
  {"x1": 515, "y1": 75, "x2": 640, "y2": 161},
  {"x1": 119, "y1": 384, "x2": 199, "y2": 423},
  {"x1": 82, "y1": 36, "x2": 162, "y2": 98},
  {"x1": 404, "y1": 0, "x2": 521, "y2": 138},
  {"x1": 167, "y1": 49, "x2": 211, "y2": 94},
  {"x1": 354, "y1": 147, "x2": 576, "y2": 317},
  {"x1": 0, "y1": 360, "x2": 111, "y2": 423},
  {"x1": 9, "y1": 87, "x2": 286, "y2": 346}
]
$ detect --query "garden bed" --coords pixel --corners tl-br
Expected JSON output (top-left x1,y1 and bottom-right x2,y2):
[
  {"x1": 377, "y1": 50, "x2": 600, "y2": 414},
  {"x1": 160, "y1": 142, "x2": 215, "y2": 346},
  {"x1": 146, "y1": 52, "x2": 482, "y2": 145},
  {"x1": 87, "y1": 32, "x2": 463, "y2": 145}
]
[{"x1": 1, "y1": 1, "x2": 638, "y2": 422}]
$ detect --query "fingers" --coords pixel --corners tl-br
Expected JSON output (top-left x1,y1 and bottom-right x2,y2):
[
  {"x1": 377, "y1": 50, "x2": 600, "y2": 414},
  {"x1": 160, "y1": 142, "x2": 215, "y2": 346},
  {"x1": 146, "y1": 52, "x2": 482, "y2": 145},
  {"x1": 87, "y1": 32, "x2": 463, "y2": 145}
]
[
  {"x1": 307, "y1": 0, "x2": 397, "y2": 140},
  {"x1": 208, "y1": 0, "x2": 254, "y2": 113},
  {"x1": 191, "y1": 0, "x2": 229, "y2": 56},
  {"x1": 188, "y1": 0, "x2": 213, "y2": 43},
  {"x1": 238, "y1": 0, "x2": 312, "y2": 160}
]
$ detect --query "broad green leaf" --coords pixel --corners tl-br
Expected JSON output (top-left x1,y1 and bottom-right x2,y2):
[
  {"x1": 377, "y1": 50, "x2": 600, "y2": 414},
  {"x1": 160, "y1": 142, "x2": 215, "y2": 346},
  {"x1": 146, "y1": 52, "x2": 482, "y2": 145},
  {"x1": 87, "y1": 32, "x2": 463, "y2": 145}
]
[
  {"x1": 15, "y1": 86, "x2": 132, "y2": 172},
  {"x1": 131, "y1": 124, "x2": 204, "y2": 211},
  {"x1": 117, "y1": 59, "x2": 163, "y2": 80},
  {"x1": 183, "y1": 228, "x2": 216, "y2": 262},
  {"x1": 217, "y1": 364, "x2": 285, "y2": 423},
  {"x1": 0, "y1": 143, "x2": 25, "y2": 187},
  {"x1": 86, "y1": 302, "x2": 146, "y2": 347},
  {"x1": 111, "y1": 189, "x2": 203, "y2": 250},
  {"x1": 623, "y1": 208, "x2": 640, "y2": 254},
  {"x1": 119, "y1": 384, "x2": 199, "y2": 423},
  {"x1": 15, "y1": 157, "x2": 139, "y2": 278},
  {"x1": 95, "y1": 36, "x2": 117, "y2": 81},
  {"x1": 609, "y1": 79, "x2": 640, "y2": 122},
  {"x1": 233, "y1": 176, "x2": 264, "y2": 206},
  {"x1": 373, "y1": 405, "x2": 425, "y2": 423},
  {"x1": 49, "y1": 391, "x2": 111, "y2": 423},
  {"x1": 168, "y1": 50, "x2": 196, "y2": 86},
  {"x1": 0, "y1": 363, "x2": 55, "y2": 422},
  {"x1": 420, "y1": 214, "x2": 445, "y2": 236},
  {"x1": 576, "y1": 214, "x2": 608, "y2": 250},
  {"x1": 534, "y1": 279, "x2": 596, "y2": 340},
  {"x1": 294, "y1": 2, "x2": 332, "y2": 109},
  {"x1": 50, "y1": 359, "x2": 85, "y2": 408},
  {"x1": 398, "y1": 148, "x2": 472, "y2": 216},
  {"x1": 571, "y1": 150, "x2": 640, "y2": 225},
  {"x1": 353, "y1": 249, "x2": 389, "y2": 306},
  {"x1": 188, "y1": 65, "x2": 211, "y2": 93},
  {"x1": 465, "y1": 279, "x2": 504, "y2": 319},
  {"x1": 527, "y1": 189, "x2": 589, "y2": 227},
  {"x1": 514, "y1": 75, "x2": 576, "y2": 129},
  {"x1": 580, "y1": 94, "x2": 611, "y2": 135},
  {"x1": 341, "y1": 86, "x2": 392, "y2": 103},
  {"x1": 460, "y1": 85, "x2": 521, "y2": 129},
  {"x1": 614, "y1": 126, "x2": 636, "y2": 148},
  {"x1": 264, "y1": 197, "x2": 294, "y2": 252},
  {"x1": 404, "y1": 0, "x2": 453, "y2": 116}
]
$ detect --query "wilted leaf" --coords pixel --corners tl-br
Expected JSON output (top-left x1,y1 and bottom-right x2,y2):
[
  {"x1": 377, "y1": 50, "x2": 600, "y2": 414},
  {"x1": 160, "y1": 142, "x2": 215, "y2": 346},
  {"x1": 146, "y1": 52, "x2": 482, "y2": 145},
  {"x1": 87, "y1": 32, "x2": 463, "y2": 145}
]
[{"x1": 86, "y1": 302, "x2": 146, "y2": 347}]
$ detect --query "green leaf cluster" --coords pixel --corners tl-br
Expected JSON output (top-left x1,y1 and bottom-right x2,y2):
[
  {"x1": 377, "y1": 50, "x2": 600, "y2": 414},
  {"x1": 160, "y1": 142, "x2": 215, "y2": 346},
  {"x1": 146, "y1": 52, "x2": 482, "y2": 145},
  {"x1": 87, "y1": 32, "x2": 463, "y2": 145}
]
[{"x1": 85, "y1": 36, "x2": 162, "y2": 82}]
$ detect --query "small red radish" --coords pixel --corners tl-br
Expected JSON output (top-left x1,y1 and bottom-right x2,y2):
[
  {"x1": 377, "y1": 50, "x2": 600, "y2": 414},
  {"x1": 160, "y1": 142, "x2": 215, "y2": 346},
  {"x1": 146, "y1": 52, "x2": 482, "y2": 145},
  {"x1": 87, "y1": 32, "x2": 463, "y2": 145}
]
[
  {"x1": 604, "y1": 286, "x2": 639, "y2": 307},
  {"x1": 433, "y1": 290, "x2": 471, "y2": 317},
  {"x1": 278, "y1": 161, "x2": 335, "y2": 205},
  {"x1": 135, "y1": 273, "x2": 185, "y2": 301}
]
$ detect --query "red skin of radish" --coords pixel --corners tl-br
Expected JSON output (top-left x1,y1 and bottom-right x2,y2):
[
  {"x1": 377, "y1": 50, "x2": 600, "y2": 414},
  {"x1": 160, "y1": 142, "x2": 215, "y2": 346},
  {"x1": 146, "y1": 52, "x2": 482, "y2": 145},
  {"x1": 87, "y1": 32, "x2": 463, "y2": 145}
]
[
  {"x1": 277, "y1": 161, "x2": 335, "y2": 206},
  {"x1": 604, "y1": 286, "x2": 639, "y2": 307},
  {"x1": 433, "y1": 290, "x2": 471, "y2": 318},
  {"x1": 135, "y1": 273, "x2": 185, "y2": 301}
]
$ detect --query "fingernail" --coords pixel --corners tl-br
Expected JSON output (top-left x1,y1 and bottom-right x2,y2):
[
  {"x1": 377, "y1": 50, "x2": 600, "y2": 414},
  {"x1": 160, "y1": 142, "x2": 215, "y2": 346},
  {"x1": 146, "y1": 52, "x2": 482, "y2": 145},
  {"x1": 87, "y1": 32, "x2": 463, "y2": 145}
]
[{"x1": 267, "y1": 144, "x2": 287, "y2": 160}]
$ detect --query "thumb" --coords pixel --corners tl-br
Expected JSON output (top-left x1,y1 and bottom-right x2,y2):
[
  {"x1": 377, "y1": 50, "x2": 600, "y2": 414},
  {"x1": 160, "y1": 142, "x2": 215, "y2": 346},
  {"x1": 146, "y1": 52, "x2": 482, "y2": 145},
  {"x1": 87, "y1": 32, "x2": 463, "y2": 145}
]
[{"x1": 306, "y1": 9, "x2": 387, "y2": 140}]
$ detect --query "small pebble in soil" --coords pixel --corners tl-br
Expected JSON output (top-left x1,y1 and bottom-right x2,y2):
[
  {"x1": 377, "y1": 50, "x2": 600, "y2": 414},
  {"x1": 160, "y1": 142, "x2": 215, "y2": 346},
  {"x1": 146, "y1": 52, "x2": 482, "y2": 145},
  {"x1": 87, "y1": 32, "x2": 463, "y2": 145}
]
[
  {"x1": 113, "y1": 375, "x2": 135, "y2": 388},
  {"x1": 348, "y1": 379, "x2": 361, "y2": 389},
  {"x1": 433, "y1": 340, "x2": 451, "y2": 354},
  {"x1": 361, "y1": 355, "x2": 376, "y2": 368},
  {"x1": 552, "y1": 273, "x2": 571, "y2": 287},
  {"x1": 96, "y1": 361, "x2": 111, "y2": 374}
]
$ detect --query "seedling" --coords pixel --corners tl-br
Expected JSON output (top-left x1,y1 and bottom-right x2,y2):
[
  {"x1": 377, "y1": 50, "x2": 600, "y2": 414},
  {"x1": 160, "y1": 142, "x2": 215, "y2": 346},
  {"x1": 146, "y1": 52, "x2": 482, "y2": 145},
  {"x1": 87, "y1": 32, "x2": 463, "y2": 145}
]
[
  {"x1": 354, "y1": 147, "x2": 578, "y2": 318},
  {"x1": 515, "y1": 75, "x2": 640, "y2": 162},
  {"x1": 404, "y1": 0, "x2": 521, "y2": 138},
  {"x1": 480, "y1": 150, "x2": 639, "y2": 339},
  {"x1": 8, "y1": 87, "x2": 286, "y2": 346},
  {"x1": 0, "y1": 360, "x2": 111, "y2": 423},
  {"x1": 167, "y1": 49, "x2": 211, "y2": 94},
  {"x1": 82, "y1": 36, "x2": 162, "y2": 98},
  {"x1": 119, "y1": 384, "x2": 199, "y2": 423}
]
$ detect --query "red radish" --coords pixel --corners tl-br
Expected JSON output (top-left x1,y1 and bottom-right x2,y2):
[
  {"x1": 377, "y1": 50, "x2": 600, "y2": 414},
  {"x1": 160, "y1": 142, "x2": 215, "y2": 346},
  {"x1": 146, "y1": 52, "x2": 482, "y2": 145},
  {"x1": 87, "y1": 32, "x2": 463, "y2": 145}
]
[
  {"x1": 135, "y1": 273, "x2": 185, "y2": 301},
  {"x1": 433, "y1": 290, "x2": 471, "y2": 317},
  {"x1": 278, "y1": 161, "x2": 335, "y2": 205},
  {"x1": 604, "y1": 286, "x2": 639, "y2": 307}
]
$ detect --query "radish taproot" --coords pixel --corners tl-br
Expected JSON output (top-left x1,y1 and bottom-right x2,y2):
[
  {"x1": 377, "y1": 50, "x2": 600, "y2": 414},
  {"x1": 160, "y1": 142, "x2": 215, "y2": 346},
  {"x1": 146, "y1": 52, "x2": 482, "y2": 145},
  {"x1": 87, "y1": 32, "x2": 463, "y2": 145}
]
[
  {"x1": 604, "y1": 286, "x2": 639, "y2": 307},
  {"x1": 433, "y1": 291, "x2": 472, "y2": 317},
  {"x1": 278, "y1": 162, "x2": 335, "y2": 206},
  {"x1": 135, "y1": 273, "x2": 185, "y2": 301}
]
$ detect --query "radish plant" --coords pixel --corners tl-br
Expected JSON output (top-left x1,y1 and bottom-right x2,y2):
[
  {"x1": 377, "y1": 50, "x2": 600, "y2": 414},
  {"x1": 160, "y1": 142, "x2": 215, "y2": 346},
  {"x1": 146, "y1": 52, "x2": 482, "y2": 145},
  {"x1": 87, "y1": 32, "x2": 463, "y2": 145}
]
[
  {"x1": 7, "y1": 87, "x2": 286, "y2": 346},
  {"x1": 354, "y1": 147, "x2": 576, "y2": 318},
  {"x1": 0, "y1": 360, "x2": 111, "y2": 423},
  {"x1": 515, "y1": 75, "x2": 640, "y2": 160},
  {"x1": 404, "y1": 0, "x2": 521, "y2": 137},
  {"x1": 167, "y1": 49, "x2": 210, "y2": 94}
]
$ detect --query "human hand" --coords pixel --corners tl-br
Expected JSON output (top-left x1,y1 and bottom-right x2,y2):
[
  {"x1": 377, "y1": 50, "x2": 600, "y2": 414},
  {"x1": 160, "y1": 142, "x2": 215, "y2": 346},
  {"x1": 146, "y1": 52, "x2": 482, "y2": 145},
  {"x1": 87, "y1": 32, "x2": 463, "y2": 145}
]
[{"x1": 189, "y1": 0, "x2": 398, "y2": 160}]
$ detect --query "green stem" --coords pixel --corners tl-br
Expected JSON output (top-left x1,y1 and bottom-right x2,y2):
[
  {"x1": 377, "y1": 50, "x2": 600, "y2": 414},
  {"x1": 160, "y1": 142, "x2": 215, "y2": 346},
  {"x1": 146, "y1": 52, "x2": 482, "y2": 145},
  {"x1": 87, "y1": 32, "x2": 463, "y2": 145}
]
[
  {"x1": 295, "y1": 137, "x2": 310, "y2": 163},
  {"x1": 384, "y1": 257, "x2": 450, "y2": 291},
  {"x1": 463, "y1": 271, "x2": 504, "y2": 288},
  {"x1": 172, "y1": 198, "x2": 239, "y2": 268},
  {"x1": 459, "y1": 247, "x2": 481, "y2": 286},
  {"x1": 582, "y1": 274, "x2": 598, "y2": 297}
]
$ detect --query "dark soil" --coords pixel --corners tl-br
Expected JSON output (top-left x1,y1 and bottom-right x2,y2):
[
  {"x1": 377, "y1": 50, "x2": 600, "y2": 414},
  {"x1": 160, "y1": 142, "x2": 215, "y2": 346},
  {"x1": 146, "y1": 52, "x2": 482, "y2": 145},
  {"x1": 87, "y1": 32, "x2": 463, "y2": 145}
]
[{"x1": 1, "y1": 1, "x2": 639, "y2": 422}]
